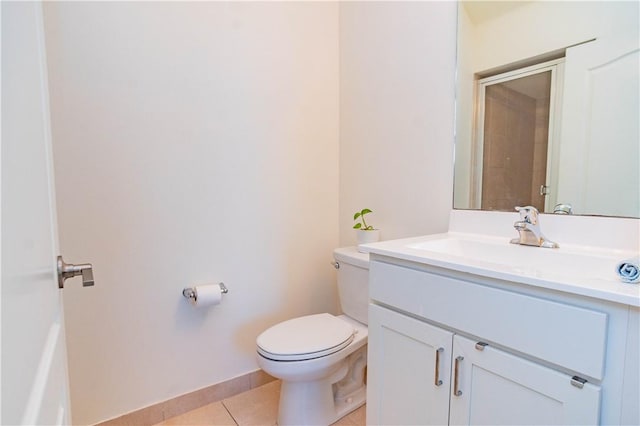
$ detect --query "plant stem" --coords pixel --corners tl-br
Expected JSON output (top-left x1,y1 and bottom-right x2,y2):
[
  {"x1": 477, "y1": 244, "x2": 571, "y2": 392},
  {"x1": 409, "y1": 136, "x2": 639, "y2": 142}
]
[{"x1": 362, "y1": 215, "x2": 368, "y2": 230}]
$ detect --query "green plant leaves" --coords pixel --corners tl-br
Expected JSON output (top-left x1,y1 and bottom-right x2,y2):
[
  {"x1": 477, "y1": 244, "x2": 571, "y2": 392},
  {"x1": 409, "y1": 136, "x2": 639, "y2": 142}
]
[
  {"x1": 354, "y1": 208, "x2": 372, "y2": 220},
  {"x1": 353, "y1": 208, "x2": 374, "y2": 230}
]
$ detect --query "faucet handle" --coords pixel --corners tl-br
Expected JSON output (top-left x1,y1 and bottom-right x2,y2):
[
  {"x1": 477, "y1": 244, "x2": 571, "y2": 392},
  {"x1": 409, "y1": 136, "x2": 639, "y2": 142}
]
[
  {"x1": 553, "y1": 203, "x2": 573, "y2": 215},
  {"x1": 515, "y1": 206, "x2": 539, "y2": 225}
]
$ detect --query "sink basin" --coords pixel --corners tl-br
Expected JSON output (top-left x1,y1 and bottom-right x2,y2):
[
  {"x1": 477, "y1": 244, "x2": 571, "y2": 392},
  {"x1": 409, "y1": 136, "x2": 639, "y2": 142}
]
[
  {"x1": 409, "y1": 237, "x2": 522, "y2": 262},
  {"x1": 406, "y1": 234, "x2": 623, "y2": 280}
]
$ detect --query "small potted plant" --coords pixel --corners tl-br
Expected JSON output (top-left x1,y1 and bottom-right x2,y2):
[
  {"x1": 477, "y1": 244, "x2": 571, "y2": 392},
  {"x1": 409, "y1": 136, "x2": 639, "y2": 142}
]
[{"x1": 353, "y1": 208, "x2": 380, "y2": 250}]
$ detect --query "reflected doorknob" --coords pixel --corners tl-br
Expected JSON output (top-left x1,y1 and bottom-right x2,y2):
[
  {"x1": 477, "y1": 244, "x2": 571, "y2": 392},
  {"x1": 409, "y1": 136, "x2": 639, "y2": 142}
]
[{"x1": 57, "y1": 256, "x2": 94, "y2": 289}]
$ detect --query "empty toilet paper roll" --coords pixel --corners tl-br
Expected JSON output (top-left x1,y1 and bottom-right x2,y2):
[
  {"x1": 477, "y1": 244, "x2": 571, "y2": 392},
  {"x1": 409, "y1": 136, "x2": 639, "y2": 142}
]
[{"x1": 191, "y1": 284, "x2": 223, "y2": 307}]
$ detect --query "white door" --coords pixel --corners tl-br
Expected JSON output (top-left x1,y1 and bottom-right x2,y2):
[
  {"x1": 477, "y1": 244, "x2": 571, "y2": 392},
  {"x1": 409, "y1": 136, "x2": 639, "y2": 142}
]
[
  {"x1": 366, "y1": 304, "x2": 454, "y2": 426},
  {"x1": 556, "y1": 37, "x2": 639, "y2": 217},
  {"x1": 449, "y1": 335, "x2": 601, "y2": 426},
  {"x1": 1, "y1": 2, "x2": 76, "y2": 424}
]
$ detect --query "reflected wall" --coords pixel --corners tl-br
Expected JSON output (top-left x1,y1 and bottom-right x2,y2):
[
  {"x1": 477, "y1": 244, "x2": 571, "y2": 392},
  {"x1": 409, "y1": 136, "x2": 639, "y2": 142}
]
[{"x1": 454, "y1": 1, "x2": 639, "y2": 218}]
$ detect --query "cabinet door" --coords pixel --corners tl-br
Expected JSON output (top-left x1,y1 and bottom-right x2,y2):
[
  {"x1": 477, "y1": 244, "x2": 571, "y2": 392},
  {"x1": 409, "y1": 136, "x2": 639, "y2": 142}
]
[
  {"x1": 367, "y1": 304, "x2": 454, "y2": 425},
  {"x1": 449, "y1": 335, "x2": 601, "y2": 425}
]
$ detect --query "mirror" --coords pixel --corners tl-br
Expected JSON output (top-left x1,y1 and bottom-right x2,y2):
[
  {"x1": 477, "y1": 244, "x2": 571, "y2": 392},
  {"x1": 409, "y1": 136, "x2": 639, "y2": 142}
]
[{"x1": 454, "y1": 1, "x2": 639, "y2": 218}]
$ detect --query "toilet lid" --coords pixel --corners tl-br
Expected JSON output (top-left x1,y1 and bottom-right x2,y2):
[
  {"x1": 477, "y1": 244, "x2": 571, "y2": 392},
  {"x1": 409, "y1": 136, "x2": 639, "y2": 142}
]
[{"x1": 257, "y1": 313, "x2": 355, "y2": 361}]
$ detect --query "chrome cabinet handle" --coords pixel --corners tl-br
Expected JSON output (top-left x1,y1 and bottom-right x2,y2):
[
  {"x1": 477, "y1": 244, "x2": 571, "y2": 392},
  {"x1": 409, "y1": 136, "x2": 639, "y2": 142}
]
[
  {"x1": 434, "y1": 347, "x2": 444, "y2": 386},
  {"x1": 57, "y1": 256, "x2": 94, "y2": 289},
  {"x1": 453, "y1": 355, "x2": 464, "y2": 396}
]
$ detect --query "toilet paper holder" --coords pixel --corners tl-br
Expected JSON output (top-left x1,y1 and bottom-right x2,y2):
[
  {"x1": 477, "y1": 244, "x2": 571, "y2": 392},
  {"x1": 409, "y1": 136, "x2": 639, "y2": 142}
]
[{"x1": 182, "y1": 282, "x2": 228, "y2": 301}]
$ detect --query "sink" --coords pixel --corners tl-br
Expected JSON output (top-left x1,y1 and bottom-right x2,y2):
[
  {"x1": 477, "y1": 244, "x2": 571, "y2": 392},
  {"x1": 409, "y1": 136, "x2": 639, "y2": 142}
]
[
  {"x1": 359, "y1": 210, "x2": 640, "y2": 306},
  {"x1": 409, "y1": 236, "x2": 522, "y2": 262},
  {"x1": 406, "y1": 234, "x2": 624, "y2": 280}
]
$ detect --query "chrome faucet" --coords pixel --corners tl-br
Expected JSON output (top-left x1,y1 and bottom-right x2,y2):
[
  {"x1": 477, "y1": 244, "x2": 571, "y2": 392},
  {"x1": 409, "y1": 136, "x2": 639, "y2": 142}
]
[{"x1": 510, "y1": 206, "x2": 559, "y2": 248}]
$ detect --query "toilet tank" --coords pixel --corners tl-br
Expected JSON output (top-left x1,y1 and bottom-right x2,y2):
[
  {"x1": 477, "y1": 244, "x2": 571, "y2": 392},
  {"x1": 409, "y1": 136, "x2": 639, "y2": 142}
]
[{"x1": 333, "y1": 247, "x2": 369, "y2": 325}]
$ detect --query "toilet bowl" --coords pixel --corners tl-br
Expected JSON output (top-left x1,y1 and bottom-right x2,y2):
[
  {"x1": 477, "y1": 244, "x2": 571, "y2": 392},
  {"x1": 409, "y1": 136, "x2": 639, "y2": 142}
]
[{"x1": 256, "y1": 247, "x2": 369, "y2": 426}]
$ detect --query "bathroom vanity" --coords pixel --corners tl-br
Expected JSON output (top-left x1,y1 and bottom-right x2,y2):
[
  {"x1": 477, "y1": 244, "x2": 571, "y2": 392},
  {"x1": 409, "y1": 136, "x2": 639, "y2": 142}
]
[{"x1": 363, "y1": 211, "x2": 639, "y2": 425}]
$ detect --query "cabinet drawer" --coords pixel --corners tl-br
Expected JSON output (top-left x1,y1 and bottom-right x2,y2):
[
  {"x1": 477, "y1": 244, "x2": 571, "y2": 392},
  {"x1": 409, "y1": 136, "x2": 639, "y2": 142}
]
[{"x1": 370, "y1": 261, "x2": 608, "y2": 380}]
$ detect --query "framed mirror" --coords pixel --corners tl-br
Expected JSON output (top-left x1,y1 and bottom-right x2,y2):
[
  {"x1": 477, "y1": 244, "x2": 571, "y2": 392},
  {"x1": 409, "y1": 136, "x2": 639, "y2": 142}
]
[{"x1": 454, "y1": 1, "x2": 639, "y2": 218}]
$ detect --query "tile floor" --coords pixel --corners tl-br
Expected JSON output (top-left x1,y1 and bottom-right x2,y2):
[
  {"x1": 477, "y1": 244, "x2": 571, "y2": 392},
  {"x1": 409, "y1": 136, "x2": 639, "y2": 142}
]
[{"x1": 153, "y1": 380, "x2": 366, "y2": 426}]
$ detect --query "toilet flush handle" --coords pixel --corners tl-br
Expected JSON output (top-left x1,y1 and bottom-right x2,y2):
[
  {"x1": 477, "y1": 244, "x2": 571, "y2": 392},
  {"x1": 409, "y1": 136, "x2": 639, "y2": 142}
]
[{"x1": 330, "y1": 261, "x2": 340, "y2": 269}]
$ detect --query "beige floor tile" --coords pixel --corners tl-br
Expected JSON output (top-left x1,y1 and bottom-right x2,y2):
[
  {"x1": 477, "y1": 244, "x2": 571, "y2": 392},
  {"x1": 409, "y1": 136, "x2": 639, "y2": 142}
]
[
  {"x1": 162, "y1": 375, "x2": 251, "y2": 420},
  {"x1": 344, "y1": 405, "x2": 366, "y2": 425},
  {"x1": 330, "y1": 415, "x2": 355, "y2": 426},
  {"x1": 153, "y1": 380, "x2": 364, "y2": 426},
  {"x1": 222, "y1": 380, "x2": 281, "y2": 426},
  {"x1": 155, "y1": 401, "x2": 236, "y2": 426},
  {"x1": 330, "y1": 405, "x2": 366, "y2": 426}
]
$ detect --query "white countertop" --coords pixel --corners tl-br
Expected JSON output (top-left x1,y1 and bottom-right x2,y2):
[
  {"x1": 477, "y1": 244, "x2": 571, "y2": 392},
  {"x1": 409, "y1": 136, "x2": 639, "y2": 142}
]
[{"x1": 360, "y1": 231, "x2": 640, "y2": 307}]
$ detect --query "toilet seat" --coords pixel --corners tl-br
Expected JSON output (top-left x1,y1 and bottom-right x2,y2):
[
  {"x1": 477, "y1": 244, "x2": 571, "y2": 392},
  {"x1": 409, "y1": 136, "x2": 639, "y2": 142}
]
[{"x1": 257, "y1": 313, "x2": 355, "y2": 361}]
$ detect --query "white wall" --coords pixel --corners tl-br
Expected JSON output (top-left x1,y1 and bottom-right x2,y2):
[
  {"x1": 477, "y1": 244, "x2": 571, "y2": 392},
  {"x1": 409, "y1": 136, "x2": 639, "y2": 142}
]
[
  {"x1": 453, "y1": 5, "x2": 476, "y2": 209},
  {"x1": 339, "y1": 2, "x2": 457, "y2": 245},
  {"x1": 44, "y1": 2, "x2": 459, "y2": 423},
  {"x1": 470, "y1": 1, "x2": 638, "y2": 73},
  {"x1": 43, "y1": 2, "x2": 340, "y2": 424}
]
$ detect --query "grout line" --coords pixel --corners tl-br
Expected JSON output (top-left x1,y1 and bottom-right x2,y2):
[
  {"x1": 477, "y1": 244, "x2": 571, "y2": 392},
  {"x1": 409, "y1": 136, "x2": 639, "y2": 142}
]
[{"x1": 220, "y1": 400, "x2": 239, "y2": 426}]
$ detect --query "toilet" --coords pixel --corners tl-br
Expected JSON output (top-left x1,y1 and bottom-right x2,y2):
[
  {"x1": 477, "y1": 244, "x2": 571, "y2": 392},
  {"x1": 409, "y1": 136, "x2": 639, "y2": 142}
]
[{"x1": 256, "y1": 247, "x2": 369, "y2": 426}]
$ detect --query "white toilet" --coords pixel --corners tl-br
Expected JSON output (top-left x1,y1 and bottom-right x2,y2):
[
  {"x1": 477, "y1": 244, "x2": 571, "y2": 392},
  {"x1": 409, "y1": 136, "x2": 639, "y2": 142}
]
[{"x1": 256, "y1": 247, "x2": 369, "y2": 426}]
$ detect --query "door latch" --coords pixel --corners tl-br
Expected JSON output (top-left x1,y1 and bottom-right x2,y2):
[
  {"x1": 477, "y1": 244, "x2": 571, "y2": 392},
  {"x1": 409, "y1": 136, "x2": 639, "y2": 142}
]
[
  {"x1": 539, "y1": 185, "x2": 550, "y2": 196},
  {"x1": 57, "y1": 256, "x2": 94, "y2": 288}
]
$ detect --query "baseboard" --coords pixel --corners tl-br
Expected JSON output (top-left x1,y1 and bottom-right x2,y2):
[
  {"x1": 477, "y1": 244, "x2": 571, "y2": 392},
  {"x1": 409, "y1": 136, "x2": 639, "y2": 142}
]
[{"x1": 96, "y1": 369, "x2": 276, "y2": 426}]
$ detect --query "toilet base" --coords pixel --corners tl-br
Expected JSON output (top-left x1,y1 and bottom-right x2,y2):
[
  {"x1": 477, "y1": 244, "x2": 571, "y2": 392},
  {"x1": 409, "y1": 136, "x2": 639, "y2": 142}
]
[
  {"x1": 278, "y1": 378, "x2": 366, "y2": 426},
  {"x1": 333, "y1": 384, "x2": 366, "y2": 422},
  {"x1": 277, "y1": 345, "x2": 367, "y2": 426}
]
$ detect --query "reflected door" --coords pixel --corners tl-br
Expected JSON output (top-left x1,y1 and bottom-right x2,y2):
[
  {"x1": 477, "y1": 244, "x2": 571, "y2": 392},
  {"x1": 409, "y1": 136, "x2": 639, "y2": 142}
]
[
  {"x1": 473, "y1": 60, "x2": 563, "y2": 212},
  {"x1": 558, "y1": 38, "x2": 640, "y2": 218}
]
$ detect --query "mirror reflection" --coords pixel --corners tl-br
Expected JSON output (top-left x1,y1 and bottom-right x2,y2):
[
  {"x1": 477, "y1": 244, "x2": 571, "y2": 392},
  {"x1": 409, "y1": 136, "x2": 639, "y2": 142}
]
[{"x1": 454, "y1": 1, "x2": 639, "y2": 218}]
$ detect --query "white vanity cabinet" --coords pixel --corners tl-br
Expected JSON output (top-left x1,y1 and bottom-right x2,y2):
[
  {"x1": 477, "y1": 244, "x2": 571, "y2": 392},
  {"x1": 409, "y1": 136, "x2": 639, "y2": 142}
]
[
  {"x1": 366, "y1": 258, "x2": 639, "y2": 426},
  {"x1": 449, "y1": 334, "x2": 600, "y2": 425},
  {"x1": 367, "y1": 303, "x2": 453, "y2": 425}
]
